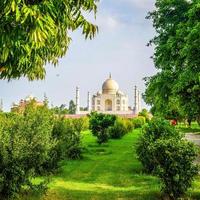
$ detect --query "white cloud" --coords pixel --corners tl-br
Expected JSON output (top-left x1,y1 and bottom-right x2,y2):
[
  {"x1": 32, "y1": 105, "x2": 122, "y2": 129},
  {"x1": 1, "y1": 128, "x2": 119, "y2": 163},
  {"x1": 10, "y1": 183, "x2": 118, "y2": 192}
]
[
  {"x1": 123, "y1": 0, "x2": 155, "y2": 10},
  {"x1": 81, "y1": 8, "x2": 120, "y2": 31},
  {"x1": 98, "y1": 15, "x2": 120, "y2": 31}
]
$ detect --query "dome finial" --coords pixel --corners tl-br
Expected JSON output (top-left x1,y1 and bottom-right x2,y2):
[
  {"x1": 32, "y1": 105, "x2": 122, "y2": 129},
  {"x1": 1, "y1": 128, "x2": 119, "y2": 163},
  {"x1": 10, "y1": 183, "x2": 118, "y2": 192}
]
[{"x1": 109, "y1": 73, "x2": 112, "y2": 79}]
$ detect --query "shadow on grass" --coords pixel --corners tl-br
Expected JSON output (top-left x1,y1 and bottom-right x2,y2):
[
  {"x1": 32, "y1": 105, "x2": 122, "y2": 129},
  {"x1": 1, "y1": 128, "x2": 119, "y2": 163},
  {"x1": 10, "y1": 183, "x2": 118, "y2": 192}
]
[
  {"x1": 43, "y1": 185, "x2": 161, "y2": 200},
  {"x1": 179, "y1": 127, "x2": 200, "y2": 134}
]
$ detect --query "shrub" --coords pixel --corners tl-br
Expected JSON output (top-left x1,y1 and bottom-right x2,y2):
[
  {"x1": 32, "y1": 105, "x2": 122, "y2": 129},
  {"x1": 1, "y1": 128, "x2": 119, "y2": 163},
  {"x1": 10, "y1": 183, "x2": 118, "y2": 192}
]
[
  {"x1": 108, "y1": 118, "x2": 127, "y2": 139},
  {"x1": 132, "y1": 116, "x2": 146, "y2": 128},
  {"x1": 71, "y1": 117, "x2": 89, "y2": 132},
  {"x1": 123, "y1": 118, "x2": 134, "y2": 133},
  {"x1": 138, "y1": 109, "x2": 151, "y2": 123},
  {"x1": 45, "y1": 117, "x2": 83, "y2": 170},
  {"x1": 64, "y1": 119, "x2": 83, "y2": 159},
  {"x1": 0, "y1": 106, "x2": 55, "y2": 199},
  {"x1": 89, "y1": 112, "x2": 116, "y2": 144},
  {"x1": 108, "y1": 118, "x2": 133, "y2": 139},
  {"x1": 136, "y1": 117, "x2": 181, "y2": 173},
  {"x1": 22, "y1": 105, "x2": 56, "y2": 172},
  {"x1": 152, "y1": 139, "x2": 199, "y2": 200}
]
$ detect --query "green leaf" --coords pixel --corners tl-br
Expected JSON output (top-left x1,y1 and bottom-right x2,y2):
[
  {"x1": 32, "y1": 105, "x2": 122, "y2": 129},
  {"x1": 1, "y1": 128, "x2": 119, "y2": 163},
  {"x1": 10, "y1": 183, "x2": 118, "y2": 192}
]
[{"x1": 11, "y1": 0, "x2": 16, "y2": 12}]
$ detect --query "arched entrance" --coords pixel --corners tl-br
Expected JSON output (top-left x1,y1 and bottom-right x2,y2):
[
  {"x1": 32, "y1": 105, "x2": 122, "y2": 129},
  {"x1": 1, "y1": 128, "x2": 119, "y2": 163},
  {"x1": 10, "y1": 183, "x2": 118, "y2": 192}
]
[{"x1": 105, "y1": 99, "x2": 112, "y2": 111}]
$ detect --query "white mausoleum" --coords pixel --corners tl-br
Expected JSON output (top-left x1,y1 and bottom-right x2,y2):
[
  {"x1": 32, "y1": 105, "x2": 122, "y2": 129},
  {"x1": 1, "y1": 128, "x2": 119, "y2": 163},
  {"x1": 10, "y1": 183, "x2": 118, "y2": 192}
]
[
  {"x1": 75, "y1": 74, "x2": 142, "y2": 115},
  {"x1": 92, "y1": 74, "x2": 129, "y2": 113}
]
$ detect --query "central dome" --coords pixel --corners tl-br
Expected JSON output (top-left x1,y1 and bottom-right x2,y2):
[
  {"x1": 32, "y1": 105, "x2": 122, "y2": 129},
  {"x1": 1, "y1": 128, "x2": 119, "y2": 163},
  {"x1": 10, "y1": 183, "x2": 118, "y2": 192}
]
[{"x1": 102, "y1": 74, "x2": 119, "y2": 94}]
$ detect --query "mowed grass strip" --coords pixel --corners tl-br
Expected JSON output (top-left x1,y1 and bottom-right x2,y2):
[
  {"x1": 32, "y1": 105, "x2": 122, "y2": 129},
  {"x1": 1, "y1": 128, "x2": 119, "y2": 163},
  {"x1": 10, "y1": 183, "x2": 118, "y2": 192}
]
[{"x1": 22, "y1": 129, "x2": 200, "y2": 200}]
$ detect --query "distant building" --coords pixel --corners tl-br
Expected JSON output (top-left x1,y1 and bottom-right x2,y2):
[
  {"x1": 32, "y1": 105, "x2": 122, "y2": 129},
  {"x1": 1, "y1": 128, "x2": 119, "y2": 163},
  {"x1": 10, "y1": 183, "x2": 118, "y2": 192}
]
[
  {"x1": 75, "y1": 74, "x2": 142, "y2": 116},
  {"x1": 11, "y1": 95, "x2": 43, "y2": 113}
]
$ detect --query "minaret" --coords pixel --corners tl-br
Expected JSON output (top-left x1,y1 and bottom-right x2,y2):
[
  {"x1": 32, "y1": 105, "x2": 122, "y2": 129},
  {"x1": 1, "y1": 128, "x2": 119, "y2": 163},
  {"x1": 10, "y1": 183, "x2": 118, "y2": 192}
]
[
  {"x1": 75, "y1": 87, "x2": 80, "y2": 114},
  {"x1": 134, "y1": 85, "x2": 138, "y2": 114},
  {"x1": 87, "y1": 92, "x2": 91, "y2": 112}
]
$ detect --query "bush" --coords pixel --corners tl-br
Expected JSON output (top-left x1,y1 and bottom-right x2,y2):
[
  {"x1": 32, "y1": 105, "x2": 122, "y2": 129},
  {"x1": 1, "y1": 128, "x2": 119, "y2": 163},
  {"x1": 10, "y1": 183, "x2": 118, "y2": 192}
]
[
  {"x1": 108, "y1": 118, "x2": 127, "y2": 139},
  {"x1": 0, "y1": 106, "x2": 85, "y2": 198},
  {"x1": 123, "y1": 118, "x2": 134, "y2": 133},
  {"x1": 136, "y1": 117, "x2": 181, "y2": 173},
  {"x1": 71, "y1": 117, "x2": 89, "y2": 132},
  {"x1": 64, "y1": 119, "x2": 83, "y2": 159},
  {"x1": 44, "y1": 117, "x2": 83, "y2": 171},
  {"x1": 132, "y1": 116, "x2": 146, "y2": 128},
  {"x1": 89, "y1": 112, "x2": 116, "y2": 144},
  {"x1": 138, "y1": 109, "x2": 151, "y2": 123},
  {"x1": 152, "y1": 139, "x2": 199, "y2": 200},
  {"x1": 136, "y1": 117, "x2": 198, "y2": 199},
  {"x1": 108, "y1": 118, "x2": 133, "y2": 139},
  {"x1": 0, "y1": 106, "x2": 55, "y2": 199}
]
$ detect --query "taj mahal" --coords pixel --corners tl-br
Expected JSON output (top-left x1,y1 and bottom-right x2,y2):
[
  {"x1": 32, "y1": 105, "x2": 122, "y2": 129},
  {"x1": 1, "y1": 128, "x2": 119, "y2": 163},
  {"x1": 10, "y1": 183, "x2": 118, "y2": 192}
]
[{"x1": 75, "y1": 74, "x2": 142, "y2": 116}]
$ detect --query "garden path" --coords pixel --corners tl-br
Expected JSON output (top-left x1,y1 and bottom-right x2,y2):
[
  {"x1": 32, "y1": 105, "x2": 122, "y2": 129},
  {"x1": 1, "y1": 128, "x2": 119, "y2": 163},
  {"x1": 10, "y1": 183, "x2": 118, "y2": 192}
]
[
  {"x1": 186, "y1": 133, "x2": 200, "y2": 164},
  {"x1": 186, "y1": 133, "x2": 200, "y2": 146}
]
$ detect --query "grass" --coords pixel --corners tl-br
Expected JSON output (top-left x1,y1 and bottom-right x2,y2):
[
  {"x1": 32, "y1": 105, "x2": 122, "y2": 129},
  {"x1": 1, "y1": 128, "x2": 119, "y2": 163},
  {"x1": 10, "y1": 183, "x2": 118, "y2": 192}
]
[
  {"x1": 177, "y1": 122, "x2": 200, "y2": 134},
  {"x1": 21, "y1": 129, "x2": 200, "y2": 200}
]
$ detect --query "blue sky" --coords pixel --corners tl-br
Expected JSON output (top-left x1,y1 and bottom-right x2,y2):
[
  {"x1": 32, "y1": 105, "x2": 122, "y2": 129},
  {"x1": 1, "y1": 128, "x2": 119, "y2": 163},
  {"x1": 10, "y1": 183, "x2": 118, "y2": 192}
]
[{"x1": 0, "y1": 0, "x2": 156, "y2": 111}]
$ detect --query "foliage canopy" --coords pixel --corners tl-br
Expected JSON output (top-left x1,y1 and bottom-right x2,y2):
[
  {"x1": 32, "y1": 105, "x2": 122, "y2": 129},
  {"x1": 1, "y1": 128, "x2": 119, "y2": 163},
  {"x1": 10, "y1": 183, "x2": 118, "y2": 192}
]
[
  {"x1": 0, "y1": 0, "x2": 98, "y2": 80},
  {"x1": 136, "y1": 117, "x2": 198, "y2": 199},
  {"x1": 136, "y1": 117, "x2": 181, "y2": 173},
  {"x1": 145, "y1": 0, "x2": 200, "y2": 122},
  {"x1": 0, "y1": 105, "x2": 55, "y2": 199},
  {"x1": 89, "y1": 112, "x2": 117, "y2": 144},
  {"x1": 152, "y1": 138, "x2": 198, "y2": 200}
]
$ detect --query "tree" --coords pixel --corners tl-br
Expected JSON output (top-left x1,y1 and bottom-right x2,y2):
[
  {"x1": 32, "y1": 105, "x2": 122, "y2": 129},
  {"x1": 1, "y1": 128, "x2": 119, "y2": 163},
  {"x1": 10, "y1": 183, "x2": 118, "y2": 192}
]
[
  {"x1": 0, "y1": 0, "x2": 98, "y2": 80},
  {"x1": 144, "y1": 74, "x2": 185, "y2": 121},
  {"x1": 43, "y1": 93, "x2": 49, "y2": 107},
  {"x1": 51, "y1": 104, "x2": 69, "y2": 115},
  {"x1": 138, "y1": 108, "x2": 151, "y2": 122},
  {"x1": 0, "y1": 105, "x2": 55, "y2": 199},
  {"x1": 68, "y1": 100, "x2": 76, "y2": 114},
  {"x1": 152, "y1": 139, "x2": 198, "y2": 200},
  {"x1": 136, "y1": 117, "x2": 181, "y2": 173},
  {"x1": 136, "y1": 117, "x2": 198, "y2": 199},
  {"x1": 145, "y1": 0, "x2": 200, "y2": 123},
  {"x1": 89, "y1": 112, "x2": 116, "y2": 144}
]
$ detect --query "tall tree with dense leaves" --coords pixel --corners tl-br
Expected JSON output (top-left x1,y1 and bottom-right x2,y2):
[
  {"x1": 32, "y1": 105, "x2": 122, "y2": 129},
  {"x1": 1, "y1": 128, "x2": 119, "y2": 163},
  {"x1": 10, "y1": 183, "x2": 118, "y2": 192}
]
[
  {"x1": 145, "y1": 0, "x2": 200, "y2": 123},
  {"x1": 68, "y1": 100, "x2": 76, "y2": 114},
  {"x1": 0, "y1": 0, "x2": 98, "y2": 80}
]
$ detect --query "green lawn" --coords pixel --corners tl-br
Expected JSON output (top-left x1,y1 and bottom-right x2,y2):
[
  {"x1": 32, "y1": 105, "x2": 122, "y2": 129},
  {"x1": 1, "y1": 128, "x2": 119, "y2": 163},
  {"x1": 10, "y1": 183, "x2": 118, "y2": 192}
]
[
  {"x1": 22, "y1": 129, "x2": 200, "y2": 200},
  {"x1": 177, "y1": 122, "x2": 200, "y2": 134}
]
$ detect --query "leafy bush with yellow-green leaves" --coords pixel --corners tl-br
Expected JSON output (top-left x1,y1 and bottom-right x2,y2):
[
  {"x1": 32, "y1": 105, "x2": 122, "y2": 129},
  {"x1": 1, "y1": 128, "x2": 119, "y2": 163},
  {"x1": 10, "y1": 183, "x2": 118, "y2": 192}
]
[
  {"x1": 132, "y1": 116, "x2": 146, "y2": 128},
  {"x1": 89, "y1": 112, "x2": 117, "y2": 144},
  {"x1": 136, "y1": 117, "x2": 199, "y2": 199},
  {"x1": 152, "y1": 138, "x2": 198, "y2": 200},
  {"x1": 0, "y1": 105, "x2": 55, "y2": 199},
  {"x1": 89, "y1": 112, "x2": 133, "y2": 142},
  {"x1": 47, "y1": 117, "x2": 84, "y2": 166},
  {"x1": 0, "y1": 105, "x2": 86, "y2": 199},
  {"x1": 138, "y1": 109, "x2": 151, "y2": 123},
  {"x1": 108, "y1": 118, "x2": 133, "y2": 139}
]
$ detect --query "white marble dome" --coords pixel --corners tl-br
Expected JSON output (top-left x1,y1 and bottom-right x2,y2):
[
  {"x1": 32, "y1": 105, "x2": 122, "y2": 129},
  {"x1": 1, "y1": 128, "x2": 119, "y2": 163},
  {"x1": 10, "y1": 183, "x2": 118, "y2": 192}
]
[{"x1": 102, "y1": 76, "x2": 119, "y2": 94}]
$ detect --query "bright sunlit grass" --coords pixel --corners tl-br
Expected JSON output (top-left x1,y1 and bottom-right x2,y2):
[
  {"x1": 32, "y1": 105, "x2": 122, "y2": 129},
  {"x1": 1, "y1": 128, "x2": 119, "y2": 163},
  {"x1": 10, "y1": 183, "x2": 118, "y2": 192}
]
[{"x1": 22, "y1": 129, "x2": 200, "y2": 200}]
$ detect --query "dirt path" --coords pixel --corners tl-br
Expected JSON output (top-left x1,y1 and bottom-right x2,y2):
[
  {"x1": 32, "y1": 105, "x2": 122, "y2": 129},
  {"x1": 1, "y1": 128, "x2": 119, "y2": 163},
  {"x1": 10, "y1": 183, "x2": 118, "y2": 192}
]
[
  {"x1": 186, "y1": 133, "x2": 200, "y2": 164},
  {"x1": 185, "y1": 133, "x2": 200, "y2": 146}
]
